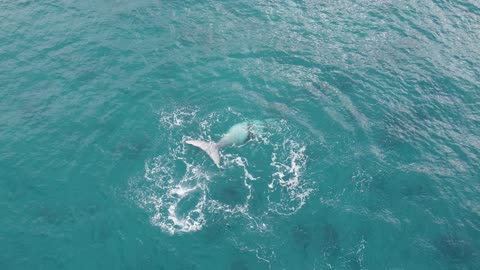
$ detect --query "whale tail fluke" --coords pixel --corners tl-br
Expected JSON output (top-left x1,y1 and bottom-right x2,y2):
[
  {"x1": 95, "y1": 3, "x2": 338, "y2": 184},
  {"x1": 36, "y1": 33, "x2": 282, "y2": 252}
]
[{"x1": 185, "y1": 140, "x2": 220, "y2": 167}]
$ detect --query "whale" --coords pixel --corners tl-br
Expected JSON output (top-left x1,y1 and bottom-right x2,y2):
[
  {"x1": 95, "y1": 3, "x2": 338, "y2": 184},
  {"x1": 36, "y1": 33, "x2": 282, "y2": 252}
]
[{"x1": 186, "y1": 120, "x2": 270, "y2": 167}]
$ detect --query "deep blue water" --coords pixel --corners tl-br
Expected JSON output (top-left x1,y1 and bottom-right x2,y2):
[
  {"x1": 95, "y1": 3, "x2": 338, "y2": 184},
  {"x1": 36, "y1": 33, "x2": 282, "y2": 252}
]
[{"x1": 1, "y1": 0, "x2": 480, "y2": 269}]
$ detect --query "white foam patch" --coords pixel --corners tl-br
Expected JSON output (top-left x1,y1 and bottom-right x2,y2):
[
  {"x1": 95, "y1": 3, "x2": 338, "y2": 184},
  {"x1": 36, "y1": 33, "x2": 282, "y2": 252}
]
[
  {"x1": 159, "y1": 106, "x2": 199, "y2": 128},
  {"x1": 140, "y1": 154, "x2": 210, "y2": 234},
  {"x1": 205, "y1": 155, "x2": 257, "y2": 223},
  {"x1": 267, "y1": 139, "x2": 312, "y2": 215},
  {"x1": 130, "y1": 107, "x2": 212, "y2": 234},
  {"x1": 132, "y1": 108, "x2": 314, "y2": 234}
]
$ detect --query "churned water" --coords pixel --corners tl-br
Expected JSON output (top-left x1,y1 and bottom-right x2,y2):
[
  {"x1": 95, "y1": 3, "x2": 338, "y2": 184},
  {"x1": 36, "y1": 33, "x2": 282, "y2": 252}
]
[{"x1": 1, "y1": 0, "x2": 479, "y2": 269}]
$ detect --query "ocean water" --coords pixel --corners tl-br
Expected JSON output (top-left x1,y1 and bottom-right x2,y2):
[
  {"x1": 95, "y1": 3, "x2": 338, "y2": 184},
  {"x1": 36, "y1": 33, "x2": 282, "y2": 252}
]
[{"x1": 1, "y1": 0, "x2": 479, "y2": 269}]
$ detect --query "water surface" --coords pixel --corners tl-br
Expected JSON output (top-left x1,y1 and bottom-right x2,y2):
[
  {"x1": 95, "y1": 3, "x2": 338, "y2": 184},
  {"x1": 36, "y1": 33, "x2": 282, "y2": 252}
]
[{"x1": 1, "y1": 0, "x2": 479, "y2": 269}]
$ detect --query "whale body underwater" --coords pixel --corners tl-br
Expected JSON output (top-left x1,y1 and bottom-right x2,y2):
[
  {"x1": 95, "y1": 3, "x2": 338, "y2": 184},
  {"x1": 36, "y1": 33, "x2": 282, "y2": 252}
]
[{"x1": 186, "y1": 120, "x2": 271, "y2": 167}]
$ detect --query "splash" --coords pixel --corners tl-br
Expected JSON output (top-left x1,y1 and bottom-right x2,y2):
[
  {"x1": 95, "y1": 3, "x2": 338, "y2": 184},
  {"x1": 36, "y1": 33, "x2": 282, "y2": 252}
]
[
  {"x1": 140, "y1": 154, "x2": 210, "y2": 234},
  {"x1": 132, "y1": 108, "x2": 313, "y2": 234}
]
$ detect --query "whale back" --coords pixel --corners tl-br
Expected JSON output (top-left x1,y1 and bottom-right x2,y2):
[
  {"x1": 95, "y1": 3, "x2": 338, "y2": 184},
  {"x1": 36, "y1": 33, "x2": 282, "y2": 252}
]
[
  {"x1": 217, "y1": 120, "x2": 271, "y2": 148},
  {"x1": 217, "y1": 122, "x2": 250, "y2": 148}
]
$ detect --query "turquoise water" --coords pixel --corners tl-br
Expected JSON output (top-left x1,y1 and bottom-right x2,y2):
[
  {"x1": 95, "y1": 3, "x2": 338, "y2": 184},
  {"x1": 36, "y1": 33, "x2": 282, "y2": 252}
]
[{"x1": 1, "y1": 0, "x2": 480, "y2": 269}]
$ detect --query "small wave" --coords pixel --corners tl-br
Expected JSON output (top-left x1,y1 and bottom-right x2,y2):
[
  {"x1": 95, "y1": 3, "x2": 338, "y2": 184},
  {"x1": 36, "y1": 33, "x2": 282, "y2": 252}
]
[
  {"x1": 351, "y1": 168, "x2": 373, "y2": 194},
  {"x1": 342, "y1": 237, "x2": 367, "y2": 270}
]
